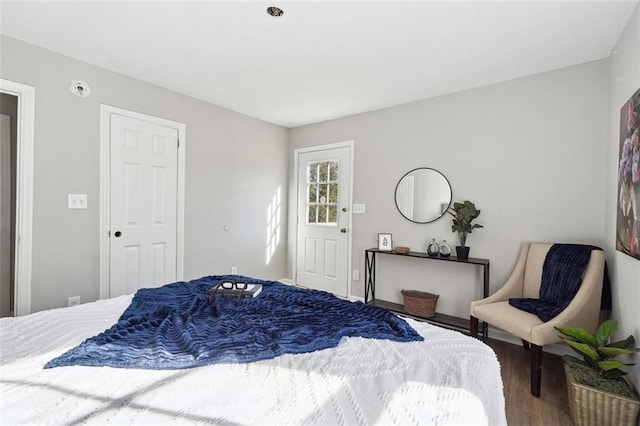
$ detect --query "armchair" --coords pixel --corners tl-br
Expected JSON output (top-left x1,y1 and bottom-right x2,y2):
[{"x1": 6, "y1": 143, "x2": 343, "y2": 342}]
[{"x1": 469, "y1": 242, "x2": 605, "y2": 397}]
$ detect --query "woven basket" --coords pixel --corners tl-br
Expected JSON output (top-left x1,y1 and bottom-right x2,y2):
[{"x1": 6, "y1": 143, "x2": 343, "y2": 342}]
[
  {"x1": 394, "y1": 246, "x2": 410, "y2": 254},
  {"x1": 401, "y1": 290, "x2": 439, "y2": 318},
  {"x1": 565, "y1": 364, "x2": 640, "y2": 426}
]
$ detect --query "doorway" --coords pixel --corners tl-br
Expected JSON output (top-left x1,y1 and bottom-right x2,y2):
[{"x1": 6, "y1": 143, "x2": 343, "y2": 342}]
[
  {"x1": 294, "y1": 142, "x2": 354, "y2": 298},
  {"x1": 0, "y1": 103, "x2": 16, "y2": 317},
  {"x1": 99, "y1": 106, "x2": 186, "y2": 298},
  {"x1": 0, "y1": 79, "x2": 35, "y2": 317}
]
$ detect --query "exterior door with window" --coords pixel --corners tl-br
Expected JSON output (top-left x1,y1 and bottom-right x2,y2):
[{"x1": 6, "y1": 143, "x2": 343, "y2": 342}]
[{"x1": 296, "y1": 145, "x2": 351, "y2": 297}]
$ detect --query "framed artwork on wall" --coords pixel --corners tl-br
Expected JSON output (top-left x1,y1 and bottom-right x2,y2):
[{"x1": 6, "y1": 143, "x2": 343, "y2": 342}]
[
  {"x1": 616, "y1": 86, "x2": 640, "y2": 261},
  {"x1": 378, "y1": 233, "x2": 393, "y2": 251}
]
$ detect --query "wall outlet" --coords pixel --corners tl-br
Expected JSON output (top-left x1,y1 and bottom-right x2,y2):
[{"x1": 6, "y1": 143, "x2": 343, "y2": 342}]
[
  {"x1": 353, "y1": 270, "x2": 360, "y2": 281},
  {"x1": 231, "y1": 266, "x2": 238, "y2": 274},
  {"x1": 67, "y1": 296, "x2": 81, "y2": 307}
]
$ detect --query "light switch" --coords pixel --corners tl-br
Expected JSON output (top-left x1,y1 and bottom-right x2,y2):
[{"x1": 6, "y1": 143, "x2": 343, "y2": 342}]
[
  {"x1": 353, "y1": 203, "x2": 366, "y2": 214},
  {"x1": 68, "y1": 194, "x2": 87, "y2": 209}
]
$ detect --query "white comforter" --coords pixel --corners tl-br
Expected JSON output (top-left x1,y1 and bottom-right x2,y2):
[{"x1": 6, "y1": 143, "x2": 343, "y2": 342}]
[{"x1": 0, "y1": 295, "x2": 506, "y2": 425}]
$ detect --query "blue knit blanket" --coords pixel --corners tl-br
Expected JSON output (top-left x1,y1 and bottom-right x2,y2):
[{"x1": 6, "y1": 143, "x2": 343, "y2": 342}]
[
  {"x1": 45, "y1": 276, "x2": 422, "y2": 369},
  {"x1": 509, "y1": 244, "x2": 604, "y2": 321}
]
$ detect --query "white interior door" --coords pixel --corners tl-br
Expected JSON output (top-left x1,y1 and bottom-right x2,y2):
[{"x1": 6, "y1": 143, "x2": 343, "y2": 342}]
[
  {"x1": 295, "y1": 145, "x2": 351, "y2": 297},
  {"x1": 0, "y1": 115, "x2": 10, "y2": 317},
  {"x1": 109, "y1": 114, "x2": 178, "y2": 296}
]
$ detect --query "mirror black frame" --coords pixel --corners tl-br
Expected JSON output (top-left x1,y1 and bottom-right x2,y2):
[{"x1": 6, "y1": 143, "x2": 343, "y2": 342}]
[{"x1": 394, "y1": 167, "x2": 452, "y2": 224}]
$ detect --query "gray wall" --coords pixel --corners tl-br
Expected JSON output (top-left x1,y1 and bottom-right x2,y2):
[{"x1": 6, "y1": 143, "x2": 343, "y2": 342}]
[
  {"x1": 0, "y1": 36, "x2": 289, "y2": 313},
  {"x1": 288, "y1": 60, "x2": 609, "y2": 317},
  {"x1": 605, "y1": 2, "x2": 640, "y2": 398}
]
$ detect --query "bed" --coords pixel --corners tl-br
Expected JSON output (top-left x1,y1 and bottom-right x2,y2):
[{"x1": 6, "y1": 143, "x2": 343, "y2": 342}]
[{"x1": 0, "y1": 277, "x2": 506, "y2": 425}]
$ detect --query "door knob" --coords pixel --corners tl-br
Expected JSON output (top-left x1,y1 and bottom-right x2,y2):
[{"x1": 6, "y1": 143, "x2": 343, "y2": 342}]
[
  {"x1": 114, "y1": 231, "x2": 122, "y2": 237},
  {"x1": 342, "y1": 207, "x2": 347, "y2": 212},
  {"x1": 340, "y1": 228, "x2": 347, "y2": 233}
]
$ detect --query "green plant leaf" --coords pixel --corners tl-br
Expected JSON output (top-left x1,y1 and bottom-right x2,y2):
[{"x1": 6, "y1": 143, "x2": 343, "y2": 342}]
[
  {"x1": 563, "y1": 355, "x2": 590, "y2": 368},
  {"x1": 595, "y1": 320, "x2": 618, "y2": 346},
  {"x1": 599, "y1": 347, "x2": 638, "y2": 357},
  {"x1": 609, "y1": 335, "x2": 636, "y2": 349},
  {"x1": 555, "y1": 326, "x2": 597, "y2": 346},
  {"x1": 448, "y1": 200, "x2": 482, "y2": 235},
  {"x1": 566, "y1": 340, "x2": 599, "y2": 360},
  {"x1": 597, "y1": 360, "x2": 626, "y2": 371},
  {"x1": 602, "y1": 369, "x2": 628, "y2": 379}
]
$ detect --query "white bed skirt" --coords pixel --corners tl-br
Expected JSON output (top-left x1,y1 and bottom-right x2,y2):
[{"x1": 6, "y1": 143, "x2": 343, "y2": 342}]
[{"x1": 0, "y1": 295, "x2": 506, "y2": 425}]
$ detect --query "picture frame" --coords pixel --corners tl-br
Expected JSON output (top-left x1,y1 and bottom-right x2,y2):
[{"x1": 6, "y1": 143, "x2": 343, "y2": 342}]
[
  {"x1": 616, "y1": 86, "x2": 640, "y2": 261},
  {"x1": 378, "y1": 233, "x2": 393, "y2": 251}
]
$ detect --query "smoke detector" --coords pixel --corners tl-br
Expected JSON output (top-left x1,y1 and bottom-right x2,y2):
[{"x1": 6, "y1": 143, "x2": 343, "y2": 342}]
[
  {"x1": 266, "y1": 6, "x2": 284, "y2": 17},
  {"x1": 70, "y1": 80, "x2": 91, "y2": 98}
]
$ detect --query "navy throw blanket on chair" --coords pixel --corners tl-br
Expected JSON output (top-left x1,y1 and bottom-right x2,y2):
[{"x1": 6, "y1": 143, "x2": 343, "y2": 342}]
[
  {"x1": 45, "y1": 276, "x2": 423, "y2": 370},
  {"x1": 509, "y1": 244, "x2": 605, "y2": 322}
]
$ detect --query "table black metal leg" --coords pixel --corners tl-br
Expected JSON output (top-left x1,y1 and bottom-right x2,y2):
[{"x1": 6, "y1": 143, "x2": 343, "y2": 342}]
[{"x1": 364, "y1": 251, "x2": 375, "y2": 303}]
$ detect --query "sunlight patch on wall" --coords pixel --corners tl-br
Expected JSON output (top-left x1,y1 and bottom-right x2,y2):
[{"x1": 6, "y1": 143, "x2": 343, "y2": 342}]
[{"x1": 266, "y1": 187, "x2": 281, "y2": 265}]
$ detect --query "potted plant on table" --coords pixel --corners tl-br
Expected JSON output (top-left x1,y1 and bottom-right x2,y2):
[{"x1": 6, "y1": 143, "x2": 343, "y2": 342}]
[
  {"x1": 447, "y1": 200, "x2": 483, "y2": 260},
  {"x1": 555, "y1": 320, "x2": 640, "y2": 426}
]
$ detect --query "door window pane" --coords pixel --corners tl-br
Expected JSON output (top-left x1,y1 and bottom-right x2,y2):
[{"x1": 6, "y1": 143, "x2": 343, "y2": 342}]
[
  {"x1": 328, "y1": 205, "x2": 337, "y2": 223},
  {"x1": 308, "y1": 184, "x2": 317, "y2": 203},
  {"x1": 308, "y1": 205, "x2": 317, "y2": 223},
  {"x1": 319, "y1": 162, "x2": 328, "y2": 182},
  {"x1": 328, "y1": 183, "x2": 337, "y2": 203},
  {"x1": 318, "y1": 205, "x2": 327, "y2": 223},
  {"x1": 329, "y1": 162, "x2": 339, "y2": 182},
  {"x1": 318, "y1": 184, "x2": 327, "y2": 203},
  {"x1": 308, "y1": 164, "x2": 318, "y2": 183}
]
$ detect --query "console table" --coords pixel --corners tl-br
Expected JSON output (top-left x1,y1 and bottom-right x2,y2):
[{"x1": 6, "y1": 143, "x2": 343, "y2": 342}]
[{"x1": 365, "y1": 248, "x2": 489, "y2": 338}]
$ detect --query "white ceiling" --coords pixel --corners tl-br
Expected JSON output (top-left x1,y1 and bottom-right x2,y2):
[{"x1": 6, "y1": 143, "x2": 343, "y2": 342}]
[{"x1": 1, "y1": 1, "x2": 637, "y2": 128}]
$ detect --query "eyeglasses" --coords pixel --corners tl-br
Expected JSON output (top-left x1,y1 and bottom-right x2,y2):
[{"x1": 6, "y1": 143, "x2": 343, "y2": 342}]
[
  {"x1": 220, "y1": 281, "x2": 248, "y2": 290},
  {"x1": 207, "y1": 281, "x2": 249, "y2": 303}
]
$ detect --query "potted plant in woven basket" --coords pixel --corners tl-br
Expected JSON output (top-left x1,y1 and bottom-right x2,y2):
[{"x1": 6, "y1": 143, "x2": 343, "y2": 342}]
[
  {"x1": 447, "y1": 200, "x2": 483, "y2": 260},
  {"x1": 555, "y1": 320, "x2": 640, "y2": 426}
]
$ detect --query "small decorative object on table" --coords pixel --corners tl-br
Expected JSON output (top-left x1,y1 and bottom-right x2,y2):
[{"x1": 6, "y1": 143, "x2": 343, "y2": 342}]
[
  {"x1": 378, "y1": 233, "x2": 393, "y2": 251},
  {"x1": 439, "y1": 239, "x2": 451, "y2": 257},
  {"x1": 394, "y1": 246, "x2": 410, "y2": 255},
  {"x1": 426, "y1": 238, "x2": 439, "y2": 257},
  {"x1": 401, "y1": 289, "x2": 439, "y2": 318},
  {"x1": 447, "y1": 200, "x2": 483, "y2": 260}
]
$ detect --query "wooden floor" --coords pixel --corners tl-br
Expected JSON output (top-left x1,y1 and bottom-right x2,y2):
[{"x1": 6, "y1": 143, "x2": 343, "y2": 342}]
[{"x1": 485, "y1": 338, "x2": 573, "y2": 425}]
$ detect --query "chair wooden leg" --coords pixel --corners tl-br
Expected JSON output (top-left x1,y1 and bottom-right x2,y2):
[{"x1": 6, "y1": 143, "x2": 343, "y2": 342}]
[
  {"x1": 470, "y1": 316, "x2": 479, "y2": 338},
  {"x1": 530, "y1": 344, "x2": 542, "y2": 397},
  {"x1": 522, "y1": 339, "x2": 530, "y2": 350}
]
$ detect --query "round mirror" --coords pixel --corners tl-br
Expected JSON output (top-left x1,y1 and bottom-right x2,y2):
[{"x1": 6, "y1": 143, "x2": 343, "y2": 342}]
[{"x1": 394, "y1": 168, "x2": 452, "y2": 223}]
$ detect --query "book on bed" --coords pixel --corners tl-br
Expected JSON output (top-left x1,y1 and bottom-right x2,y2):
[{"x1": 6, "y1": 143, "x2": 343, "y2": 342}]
[{"x1": 207, "y1": 282, "x2": 263, "y2": 298}]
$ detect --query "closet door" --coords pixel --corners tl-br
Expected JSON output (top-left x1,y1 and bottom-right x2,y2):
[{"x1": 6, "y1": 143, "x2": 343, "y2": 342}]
[{"x1": 108, "y1": 113, "x2": 179, "y2": 297}]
